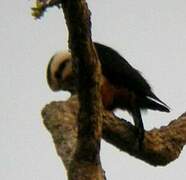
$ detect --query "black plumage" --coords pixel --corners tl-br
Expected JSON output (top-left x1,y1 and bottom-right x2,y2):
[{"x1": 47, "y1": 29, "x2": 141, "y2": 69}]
[
  {"x1": 47, "y1": 42, "x2": 170, "y2": 147},
  {"x1": 95, "y1": 42, "x2": 169, "y2": 112},
  {"x1": 94, "y1": 42, "x2": 170, "y2": 146}
]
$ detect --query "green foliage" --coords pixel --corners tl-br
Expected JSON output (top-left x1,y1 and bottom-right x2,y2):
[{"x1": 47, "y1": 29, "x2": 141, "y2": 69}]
[
  {"x1": 31, "y1": 1, "x2": 47, "y2": 19},
  {"x1": 31, "y1": 0, "x2": 61, "y2": 19}
]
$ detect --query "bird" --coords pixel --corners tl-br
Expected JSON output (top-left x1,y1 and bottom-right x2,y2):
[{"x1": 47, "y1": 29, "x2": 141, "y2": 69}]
[{"x1": 47, "y1": 42, "x2": 170, "y2": 147}]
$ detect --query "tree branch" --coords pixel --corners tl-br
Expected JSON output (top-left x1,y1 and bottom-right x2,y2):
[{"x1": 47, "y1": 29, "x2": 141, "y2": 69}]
[
  {"x1": 60, "y1": 0, "x2": 104, "y2": 179},
  {"x1": 42, "y1": 95, "x2": 186, "y2": 167},
  {"x1": 33, "y1": 0, "x2": 104, "y2": 179}
]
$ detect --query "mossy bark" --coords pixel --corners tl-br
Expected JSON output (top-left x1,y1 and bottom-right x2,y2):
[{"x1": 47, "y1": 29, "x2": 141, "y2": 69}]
[
  {"x1": 60, "y1": 0, "x2": 104, "y2": 179},
  {"x1": 42, "y1": 96, "x2": 186, "y2": 167}
]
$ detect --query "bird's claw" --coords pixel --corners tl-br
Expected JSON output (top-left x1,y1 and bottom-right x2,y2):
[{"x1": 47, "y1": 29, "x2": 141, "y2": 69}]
[{"x1": 135, "y1": 127, "x2": 144, "y2": 150}]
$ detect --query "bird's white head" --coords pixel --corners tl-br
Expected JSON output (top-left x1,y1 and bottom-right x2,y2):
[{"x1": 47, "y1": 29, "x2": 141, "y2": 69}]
[{"x1": 47, "y1": 51, "x2": 77, "y2": 94}]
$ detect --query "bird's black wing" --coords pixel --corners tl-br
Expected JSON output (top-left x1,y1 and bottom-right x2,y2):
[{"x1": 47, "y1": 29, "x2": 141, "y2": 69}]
[
  {"x1": 94, "y1": 42, "x2": 170, "y2": 111},
  {"x1": 94, "y1": 42, "x2": 152, "y2": 96}
]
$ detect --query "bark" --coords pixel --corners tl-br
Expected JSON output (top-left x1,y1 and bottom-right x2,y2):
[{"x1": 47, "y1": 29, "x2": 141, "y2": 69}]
[
  {"x1": 33, "y1": 0, "x2": 104, "y2": 179},
  {"x1": 60, "y1": 0, "x2": 104, "y2": 179},
  {"x1": 42, "y1": 95, "x2": 186, "y2": 167}
]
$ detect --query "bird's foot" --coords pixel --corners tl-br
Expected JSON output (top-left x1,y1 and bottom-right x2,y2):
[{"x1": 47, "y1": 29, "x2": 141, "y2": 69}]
[{"x1": 135, "y1": 127, "x2": 144, "y2": 150}]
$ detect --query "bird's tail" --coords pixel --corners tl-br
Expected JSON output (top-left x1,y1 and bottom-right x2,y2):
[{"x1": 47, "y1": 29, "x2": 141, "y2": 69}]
[
  {"x1": 149, "y1": 92, "x2": 169, "y2": 107},
  {"x1": 142, "y1": 97, "x2": 170, "y2": 112}
]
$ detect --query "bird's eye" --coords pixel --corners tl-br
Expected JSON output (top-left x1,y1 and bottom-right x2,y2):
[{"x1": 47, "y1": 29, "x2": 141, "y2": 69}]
[
  {"x1": 55, "y1": 71, "x2": 61, "y2": 79},
  {"x1": 55, "y1": 61, "x2": 68, "y2": 79}
]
